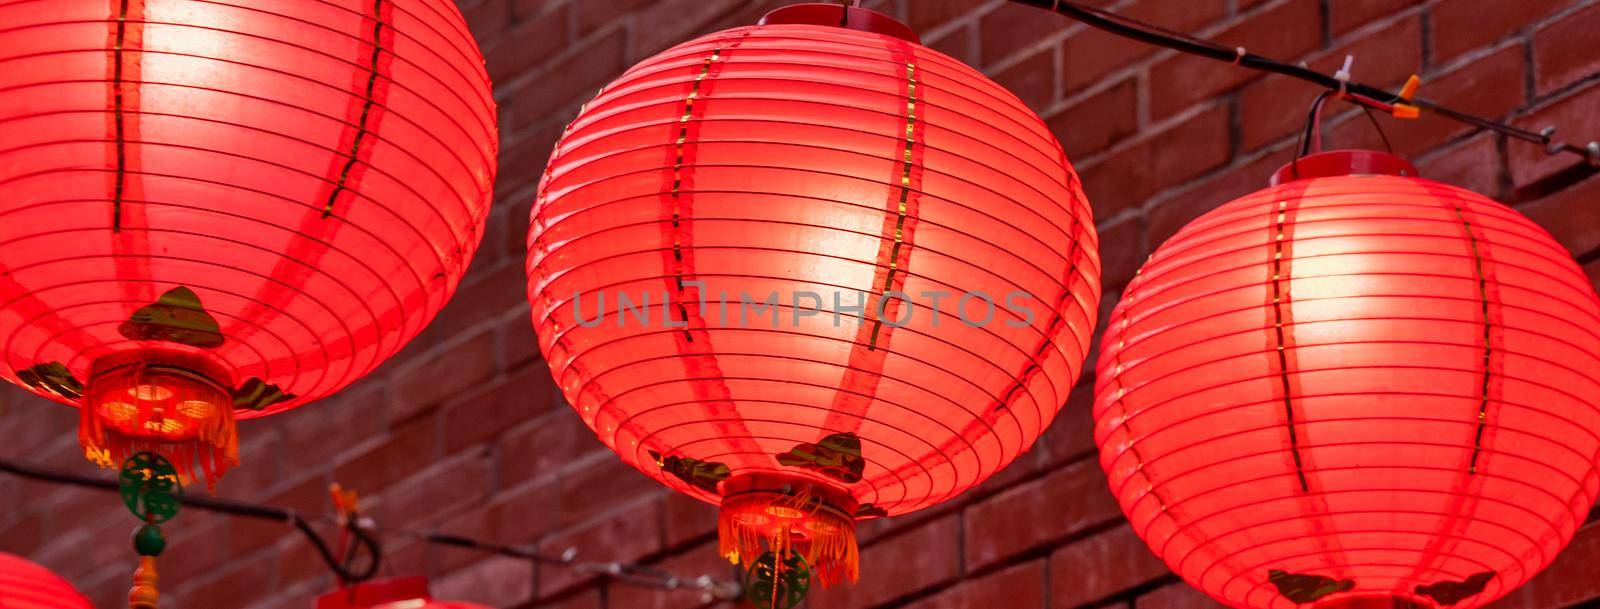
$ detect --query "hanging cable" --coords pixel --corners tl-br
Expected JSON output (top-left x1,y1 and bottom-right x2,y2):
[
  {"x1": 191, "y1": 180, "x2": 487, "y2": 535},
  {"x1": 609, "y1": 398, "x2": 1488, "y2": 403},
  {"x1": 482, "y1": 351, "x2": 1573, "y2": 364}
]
[
  {"x1": 0, "y1": 457, "x2": 742, "y2": 601},
  {"x1": 1008, "y1": 0, "x2": 1600, "y2": 167}
]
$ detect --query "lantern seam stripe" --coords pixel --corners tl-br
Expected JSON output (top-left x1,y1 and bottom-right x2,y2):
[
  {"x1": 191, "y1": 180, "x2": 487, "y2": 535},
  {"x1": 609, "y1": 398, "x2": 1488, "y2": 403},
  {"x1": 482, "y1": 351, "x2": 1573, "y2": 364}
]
[
  {"x1": 0, "y1": 32, "x2": 497, "y2": 166},
  {"x1": 0, "y1": 78, "x2": 493, "y2": 202},
  {"x1": 1116, "y1": 259, "x2": 1600, "y2": 337},
  {"x1": 566, "y1": 84, "x2": 1069, "y2": 191},
  {"x1": 668, "y1": 48, "x2": 721, "y2": 345},
  {"x1": 529, "y1": 190, "x2": 1092, "y2": 288},
  {"x1": 1453, "y1": 202, "x2": 1497, "y2": 477},
  {"x1": 541, "y1": 136, "x2": 1084, "y2": 244},
  {"x1": 537, "y1": 162, "x2": 1090, "y2": 272},
  {"x1": 623, "y1": 36, "x2": 1050, "y2": 143},
  {"x1": 537, "y1": 277, "x2": 1074, "y2": 416},
  {"x1": 866, "y1": 59, "x2": 917, "y2": 351},
  {"x1": 1268, "y1": 199, "x2": 1310, "y2": 493},
  {"x1": 324, "y1": 0, "x2": 388, "y2": 218},
  {"x1": 0, "y1": 134, "x2": 482, "y2": 264},
  {"x1": 110, "y1": 0, "x2": 132, "y2": 232}
]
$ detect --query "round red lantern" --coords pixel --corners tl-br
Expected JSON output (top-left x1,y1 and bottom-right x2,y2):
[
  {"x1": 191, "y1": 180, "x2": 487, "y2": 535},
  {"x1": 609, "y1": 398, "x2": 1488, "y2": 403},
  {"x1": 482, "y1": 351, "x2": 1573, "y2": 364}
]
[
  {"x1": 0, "y1": 0, "x2": 498, "y2": 484},
  {"x1": 315, "y1": 577, "x2": 489, "y2": 609},
  {"x1": 528, "y1": 3, "x2": 1099, "y2": 588},
  {"x1": 1095, "y1": 150, "x2": 1600, "y2": 608},
  {"x1": 0, "y1": 553, "x2": 94, "y2": 609}
]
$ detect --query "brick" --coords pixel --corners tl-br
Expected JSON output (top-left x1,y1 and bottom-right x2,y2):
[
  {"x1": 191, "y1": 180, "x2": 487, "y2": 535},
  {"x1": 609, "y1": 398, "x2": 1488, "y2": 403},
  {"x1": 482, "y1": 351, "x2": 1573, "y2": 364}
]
[
  {"x1": 575, "y1": 0, "x2": 651, "y2": 36},
  {"x1": 1329, "y1": 42, "x2": 1526, "y2": 159},
  {"x1": 606, "y1": 541, "x2": 737, "y2": 609},
  {"x1": 908, "y1": 0, "x2": 977, "y2": 32},
  {"x1": 1329, "y1": 0, "x2": 1422, "y2": 36},
  {"x1": 1062, "y1": 0, "x2": 1228, "y2": 91},
  {"x1": 229, "y1": 475, "x2": 327, "y2": 556},
  {"x1": 0, "y1": 510, "x2": 45, "y2": 555},
  {"x1": 1534, "y1": 2, "x2": 1600, "y2": 94},
  {"x1": 279, "y1": 380, "x2": 388, "y2": 475},
  {"x1": 500, "y1": 308, "x2": 541, "y2": 370},
  {"x1": 1136, "y1": 582, "x2": 1228, "y2": 609},
  {"x1": 504, "y1": 29, "x2": 626, "y2": 128},
  {"x1": 1237, "y1": 13, "x2": 1422, "y2": 152},
  {"x1": 965, "y1": 459, "x2": 1122, "y2": 571},
  {"x1": 413, "y1": 261, "x2": 525, "y2": 349},
  {"x1": 663, "y1": 491, "x2": 718, "y2": 548},
  {"x1": 992, "y1": 44, "x2": 1058, "y2": 112},
  {"x1": 1049, "y1": 524, "x2": 1171, "y2": 608},
  {"x1": 391, "y1": 329, "x2": 498, "y2": 421},
  {"x1": 484, "y1": 3, "x2": 569, "y2": 85},
  {"x1": 459, "y1": 0, "x2": 510, "y2": 44},
  {"x1": 1509, "y1": 80, "x2": 1600, "y2": 188},
  {"x1": 442, "y1": 363, "x2": 559, "y2": 453},
  {"x1": 1488, "y1": 521, "x2": 1600, "y2": 608},
  {"x1": 176, "y1": 561, "x2": 277, "y2": 609},
  {"x1": 925, "y1": 23, "x2": 976, "y2": 66},
  {"x1": 920, "y1": 560, "x2": 1047, "y2": 609},
  {"x1": 434, "y1": 555, "x2": 536, "y2": 607},
  {"x1": 808, "y1": 515, "x2": 962, "y2": 609},
  {"x1": 1414, "y1": 131, "x2": 1504, "y2": 199},
  {"x1": 500, "y1": 410, "x2": 606, "y2": 486},
  {"x1": 1149, "y1": 0, "x2": 1323, "y2": 119},
  {"x1": 332, "y1": 414, "x2": 440, "y2": 492},
  {"x1": 1027, "y1": 381, "x2": 1099, "y2": 471},
  {"x1": 1051, "y1": 77, "x2": 1138, "y2": 159},
  {"x1": 539, "y1": 499, "x2": 664, "y2": 596},
  {"x1": 1430, "y1": 0, "x2": 1575, "y2": 64},
  {"x1": 1518, "y1": 173, "x2": 1600, "y2": 257},
  {"x1": 371, "y1": 450, "x2": 493, "y2": 529},
  {"x1": 630, "y1": 0, "x2": 753, "y2": 61},
  {"x1": 1096, "y1": 213, "x2": 1147, "y2": 292},
  {"x1": 1145, "y1": 145, "x2": 1293, "y2": 245},
  {"x1": 558, "y1": 455, "x2": 663, "y2": 526},
  {"x1": 978, "y1": 2, "x2": 1071, "y2": 66},
  {"x1": 1078, "y1": 102, "x2": 1232, "y2": 219},
  {"x1": 432, "y1": 477, "x2": 562, "y2": 574}
]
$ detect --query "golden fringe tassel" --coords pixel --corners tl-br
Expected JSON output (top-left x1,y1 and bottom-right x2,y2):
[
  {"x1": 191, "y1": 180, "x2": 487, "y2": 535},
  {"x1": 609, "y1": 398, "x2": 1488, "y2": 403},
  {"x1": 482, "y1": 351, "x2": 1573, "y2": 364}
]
[
  {"x1": 718, "y1": 487, "x2": 860, "y2": 587},
  {"x1": 79, "y1": 362, "x2": 238, "y2": 489}
]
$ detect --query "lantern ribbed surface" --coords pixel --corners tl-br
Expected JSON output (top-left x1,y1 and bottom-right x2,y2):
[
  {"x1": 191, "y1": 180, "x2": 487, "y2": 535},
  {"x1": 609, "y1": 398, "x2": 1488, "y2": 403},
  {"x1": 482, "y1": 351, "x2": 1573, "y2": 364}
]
[
  {"x1": 529, "y1": 14, "x2": 1098, "y2": 584},
  {"x1": 0, "y1": 553, "x2": 93, "y2": 609},
  {"x1": 1094, "y1": 156, "x2": 1600, "y2": 609},
  {"x1": 0, "y1": 0, "x2": 497, "y2": 481}
]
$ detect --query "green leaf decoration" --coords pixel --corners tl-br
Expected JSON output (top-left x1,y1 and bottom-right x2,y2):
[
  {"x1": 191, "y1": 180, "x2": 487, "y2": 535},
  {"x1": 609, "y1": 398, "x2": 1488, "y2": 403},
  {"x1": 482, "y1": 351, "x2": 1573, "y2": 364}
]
[
  {"x1": 1268, "y1": 569, "x2": 1355, "y2": 604},
  {"x1": 118, "y1": 287, "x2": 225, "y2": 349},
  {"x1": 777, "y1": 432, "x2": 864, "y2": 483},
  {"x1": 648, "y1": 450, "x2": 730, "y2": 493},
  {"x1": 1415, "y1": 572, "x2": 1495, "y2": 606},
  {"x1": 743, "y1": 551, "x2": 810, "y2": 609},
  {"x1": 232, "y1": 377, "x2": 295, "y2": 411},
  {"x1": 17, "y1": 362, "x2": 83, "y2": 400},
  {"x1": 855, "y1": 503, "x2": 888, "y2": 519},
  {"x1": 118, "y1": 452, "x2": 183, "y2": 524}
]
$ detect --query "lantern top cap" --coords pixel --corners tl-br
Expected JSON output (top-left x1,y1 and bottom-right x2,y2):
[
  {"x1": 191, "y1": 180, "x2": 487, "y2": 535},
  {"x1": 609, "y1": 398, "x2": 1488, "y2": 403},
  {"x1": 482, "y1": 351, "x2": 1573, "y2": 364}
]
[
  {"x1": 759, "y1": 3, "x2": 921, "y2": 43},
  {"x1": 315, "y1": 576, "x2": 431, "y2": 609},
  {"x1": 1271, "y1": 149, "x2": 1420, "y2": 186}
]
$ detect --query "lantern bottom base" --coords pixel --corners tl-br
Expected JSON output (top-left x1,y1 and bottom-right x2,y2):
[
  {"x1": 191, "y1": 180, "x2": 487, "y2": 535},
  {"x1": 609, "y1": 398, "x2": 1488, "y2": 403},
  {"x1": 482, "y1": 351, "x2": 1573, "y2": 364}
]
[
  {"x1": 79, "y1": 352, "x2": 237, "y2": 488},
  {"x1": 1314, "y1": 595, "x2": 1432, "y2": 609},
  {"x1": 718, "y1": 474, "x2": 860, "y2": 587}
]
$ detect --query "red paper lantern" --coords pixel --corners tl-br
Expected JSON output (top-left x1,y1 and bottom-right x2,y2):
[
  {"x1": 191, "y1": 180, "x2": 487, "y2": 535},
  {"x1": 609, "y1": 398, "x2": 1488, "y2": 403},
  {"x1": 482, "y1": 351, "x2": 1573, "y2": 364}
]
[
  {"x1": 1095, "y1": 150, "x2": 1600, "y2": 608},
  {"x1": 315, "y1": 577, "x2": 489, "y2": 609},
  {"x1": 528, "y1": 4, "x2": 1099, "y2": 586},
  {"x1": 0, "y1": 0, "x2": 498, "y2": 483},
  {"x1": 0, "y1": 553, "x2": 94, "y2": 609}
]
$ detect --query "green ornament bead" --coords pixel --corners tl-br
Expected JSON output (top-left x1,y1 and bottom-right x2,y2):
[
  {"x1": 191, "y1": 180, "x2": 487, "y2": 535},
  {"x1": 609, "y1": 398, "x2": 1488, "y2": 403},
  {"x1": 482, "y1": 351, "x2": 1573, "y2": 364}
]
[{"x1": 133, "y1": 524, "x2": 166, "y2": 557}]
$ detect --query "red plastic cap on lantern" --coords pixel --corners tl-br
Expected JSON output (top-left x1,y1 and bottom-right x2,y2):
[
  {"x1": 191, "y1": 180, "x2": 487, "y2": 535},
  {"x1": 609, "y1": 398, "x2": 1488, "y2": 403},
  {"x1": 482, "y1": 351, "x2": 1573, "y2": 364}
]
[
  {"x1": 1095, "y1": 149, "x2": 1600, "y2": 608},
  {"x1": 529, "y1": 5, "x2": 1100, "y2": 587},
  {"x1": 0, "y1": 553, "x2": 95, "y2": 609},
  {"x1": 314, "y1": 577, "x2": 491, "y2": 609},
  {"x1": 0, "y1": 0, "x2": 499, "y2": 485}
]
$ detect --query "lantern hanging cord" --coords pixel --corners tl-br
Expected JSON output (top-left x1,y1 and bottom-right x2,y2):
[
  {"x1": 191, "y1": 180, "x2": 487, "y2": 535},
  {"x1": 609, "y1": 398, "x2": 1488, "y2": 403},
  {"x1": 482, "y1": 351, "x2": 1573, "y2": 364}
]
[
  {"x1": 0, "y1": 457, "x2": 742, "y2": 601},
  {"x1": 1016, "y1": 0, "x2": 1600, "y2": 167}
]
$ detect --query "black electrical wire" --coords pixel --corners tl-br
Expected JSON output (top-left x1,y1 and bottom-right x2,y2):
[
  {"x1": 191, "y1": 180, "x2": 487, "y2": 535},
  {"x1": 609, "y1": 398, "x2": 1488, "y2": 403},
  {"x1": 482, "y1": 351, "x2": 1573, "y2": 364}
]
[
  {"x1": 0, "y1": 456, "x2": 740, "y2": 598},
  {"x1": 1010, "y1": 0, "x2": 1600, "y2": 167}
]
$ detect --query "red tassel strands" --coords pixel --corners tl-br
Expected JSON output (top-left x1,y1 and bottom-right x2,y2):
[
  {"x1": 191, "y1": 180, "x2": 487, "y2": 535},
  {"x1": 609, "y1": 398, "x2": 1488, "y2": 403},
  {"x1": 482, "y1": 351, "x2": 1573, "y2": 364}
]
[
  {"x1": 0, "y1": 0, "x2": 498, "y2": 486},
  {"x1": 0, "y1": 552, "x2": 95, "y2": 609},
  {"x1": 527, "y1": 3, "x2": 1100, "y2": 589},
  {"x1": 1094, "y1": 150, "x2": 1600, "y2": 609}
]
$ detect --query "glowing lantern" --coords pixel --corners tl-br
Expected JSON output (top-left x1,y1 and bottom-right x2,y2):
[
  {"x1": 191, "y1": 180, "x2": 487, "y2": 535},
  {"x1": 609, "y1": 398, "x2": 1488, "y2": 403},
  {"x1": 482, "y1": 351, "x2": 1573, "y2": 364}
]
[
  {"x1": 1095, "y1": 150, "x2": 1600, "y2": 608},
  {"x1": 0, "y1": 553, "x2": 94, "y2": 609},
  {"x1": 315, "y1": 577, "x2": 490, "y2": 609},
  {"x1": 528, "y1": 3, "x2": 1099, "y2": 591},
  {"x1": 0, "y1": 0, "x2": 498, "y2": 484}
]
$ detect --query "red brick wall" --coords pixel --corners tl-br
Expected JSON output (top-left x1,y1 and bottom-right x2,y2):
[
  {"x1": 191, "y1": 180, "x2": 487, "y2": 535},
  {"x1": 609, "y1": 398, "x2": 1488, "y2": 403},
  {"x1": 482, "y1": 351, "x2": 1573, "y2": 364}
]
[{"x1": 3, "y1": 1, "x2": 1599, "y2": 608}]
